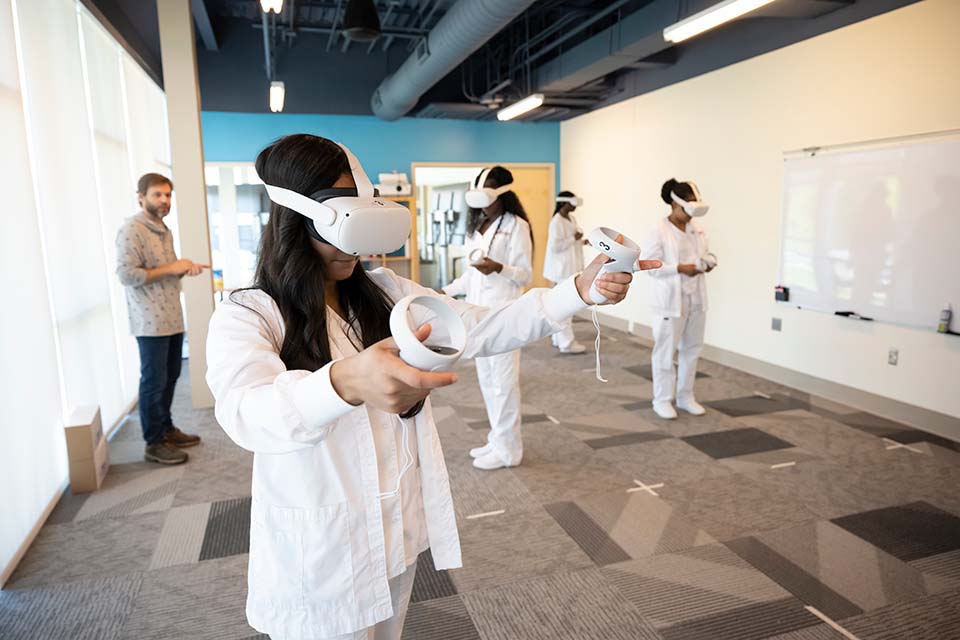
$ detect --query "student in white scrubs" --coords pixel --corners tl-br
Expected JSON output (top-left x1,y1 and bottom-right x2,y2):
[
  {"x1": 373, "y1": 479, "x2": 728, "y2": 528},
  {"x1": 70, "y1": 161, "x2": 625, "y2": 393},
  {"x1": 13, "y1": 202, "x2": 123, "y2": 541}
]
[
  {"x1": 442, "y1": 166, "x2": 535, "y2": 471},
  {"x1": 544, "y1": 191, "x2": 589, "y2": 354},
  {"x1": 205, "y1": 135, "x2": 642, "y2": 640},
  {"x1": 643, "y1": 178, "x2": 715, "y2": 420}
]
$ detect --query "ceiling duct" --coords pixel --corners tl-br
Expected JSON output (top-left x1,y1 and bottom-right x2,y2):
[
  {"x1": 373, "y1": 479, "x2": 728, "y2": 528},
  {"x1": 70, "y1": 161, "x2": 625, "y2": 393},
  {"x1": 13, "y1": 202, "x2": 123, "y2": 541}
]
[{"x1": 371, "y1": 0, "x2": 538, "y2": 121}]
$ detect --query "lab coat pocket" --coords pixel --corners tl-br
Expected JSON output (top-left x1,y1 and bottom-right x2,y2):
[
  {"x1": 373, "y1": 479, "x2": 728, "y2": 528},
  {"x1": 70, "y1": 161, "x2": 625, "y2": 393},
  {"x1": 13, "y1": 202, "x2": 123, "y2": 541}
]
[
  {"x1": 248, "y1": 508, "x2": 304, "y2": 609},
  {"x1": 300, "y1": 502, "x2": 355, "y2": 606}
]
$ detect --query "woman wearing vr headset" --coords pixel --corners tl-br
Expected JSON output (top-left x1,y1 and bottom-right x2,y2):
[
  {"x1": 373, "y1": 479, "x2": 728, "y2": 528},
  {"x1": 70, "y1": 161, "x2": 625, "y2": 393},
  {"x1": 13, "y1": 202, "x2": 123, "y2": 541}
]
[
  {"x1": 204, "y1": 136, "x2": 642, "y2": 640},
  {"x1": 545, "y1": 191, "x2": 590, "y2": 355},
  {"x1": 643, "y1": 178, "x2": 716, "y2": 421},
  {"x1": 442, "y1": 166, "x2": 535, "y2": 472}
]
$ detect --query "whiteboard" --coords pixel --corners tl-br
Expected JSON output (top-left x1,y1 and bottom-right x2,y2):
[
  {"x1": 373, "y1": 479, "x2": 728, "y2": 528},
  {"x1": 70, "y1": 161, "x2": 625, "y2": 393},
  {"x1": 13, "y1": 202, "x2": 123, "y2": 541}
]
[{"x1": 779, "y1": 133, "x2": 960, "y2": 330}]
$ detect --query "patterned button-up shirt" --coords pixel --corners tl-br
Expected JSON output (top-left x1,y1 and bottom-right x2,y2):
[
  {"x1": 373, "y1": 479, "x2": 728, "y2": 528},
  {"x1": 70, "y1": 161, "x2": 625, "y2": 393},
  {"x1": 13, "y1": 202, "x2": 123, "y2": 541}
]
[{"x1": 115, "y1": 212, "x2": 185, "y2": 337}]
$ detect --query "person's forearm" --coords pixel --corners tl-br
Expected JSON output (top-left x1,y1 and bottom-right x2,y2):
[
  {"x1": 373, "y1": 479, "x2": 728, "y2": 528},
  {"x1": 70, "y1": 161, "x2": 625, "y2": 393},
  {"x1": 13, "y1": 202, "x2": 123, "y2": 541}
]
[{"x1": 143, "y1": 263, "x2": 175, "y2": 284}]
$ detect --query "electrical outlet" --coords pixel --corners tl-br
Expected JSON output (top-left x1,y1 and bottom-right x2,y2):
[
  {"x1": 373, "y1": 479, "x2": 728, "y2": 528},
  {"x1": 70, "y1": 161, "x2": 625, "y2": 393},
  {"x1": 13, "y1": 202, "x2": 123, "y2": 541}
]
[
  {"x1": 888, "y1": 348, "x2": 899, "y2": 366},
  {"x1": 771, "y1": 317, "x2": 782, "y2": 332}
]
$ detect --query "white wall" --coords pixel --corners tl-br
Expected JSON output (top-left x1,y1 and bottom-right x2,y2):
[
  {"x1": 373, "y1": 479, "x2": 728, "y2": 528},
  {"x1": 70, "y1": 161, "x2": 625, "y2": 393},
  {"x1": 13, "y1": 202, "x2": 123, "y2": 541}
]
[{"x1": 561, "y1": 0, "x2": 960, "y2": 420}]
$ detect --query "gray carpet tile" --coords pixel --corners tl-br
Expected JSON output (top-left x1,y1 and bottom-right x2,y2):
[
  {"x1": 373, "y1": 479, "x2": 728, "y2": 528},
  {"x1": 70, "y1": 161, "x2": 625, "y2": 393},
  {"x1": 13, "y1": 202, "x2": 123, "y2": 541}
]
[
  {"x1": 198, "y1": 496, "x2": 252, "y2": 561},
  {"x1": 760, "y1": 625, "x2": 846, "y2": 640},
  {"x1": 635, "y1": 405, "x2": 749, "y2": 437},
  {"x1": 402, "y1": 595, "x2": 480, "y2": 640},
  {"x1": 462, "y1": 568, "x2": 663, "y2": 640},
  {"x1": 574, "y1": 491, "x2": 718, "y2": 559},
  {"x1": 881, "y1": 428, "x2": 960, "y2": 451},
  {"x1": 716, "y1": 448, "x2": 822, "y2": 475},
  {"x1": 682, "y1": 428, "x2": 797, "y2": 459},
  {"x1": 705, "y1": 394, "x2": 810, "y2": 418},
  {"x1": 74, "y1": 466, "x2": 184, "y2": 521},
  {"x1": 738, "y1": 410, "x2": 884, "y2": 459},
  {"x1": 449, "y1": 507, "x2": 594, "y2": 594},
  {"x1": 593, "y1": 437, "x2": 735, "y2": 489},
  {"x1": 544, "y1": 502, "x2": 632, "y2": 566},
  {"x1": 411, "y1": 549, "x2": 458, "y2": 603},
  {"x1": 45, "y1": 489, "x2": 91, "y2": 525},
  {"x1": 831, "y1": 411, "x2": 916, "y2": 437},
  {"x1": 752, "y1": 520, "x2": 949, "y2": 612},
  {"x1": 510, "y1": 456, "x2": 637, "y2": 504},
  {"x1": 841, "y1": 589, "x2": 960, "y2": 640},
  {"x1": 0, "y1": 574, "x2": 143, "y2": 640},
  {"x1": 602, "y1": 544, "x2": 797, "y2": 629},
  {"x1": 911, "y1": 549, "x2": 960, "y2": 584},
  {"x1": 119, "y1": 554, "x2": 254, "y2": 640},
  {"x1": 725, "y1": 536, "x2": 864, "y2": 621},
  {"x1": 7, "y1": 511, "x2": 166, "y2": 589},
  {"x1": 658, "y1": 598, "x2": 820, "y2": 640},
  {"x1": 172, "y1": 455, "x2": 254, "y2": 507},
  {"x1": 831, "y1": 501, "x2": 960, "y2": 562},
  {"x1": 583, "y1": 431, "x2": 673, "y2": 449},
  {"x1": 624, "y1": 363, "x2": 710, "y2": 381},
  {"x1": 149, "y1": 502, "x2": 212, "y2": 570}
]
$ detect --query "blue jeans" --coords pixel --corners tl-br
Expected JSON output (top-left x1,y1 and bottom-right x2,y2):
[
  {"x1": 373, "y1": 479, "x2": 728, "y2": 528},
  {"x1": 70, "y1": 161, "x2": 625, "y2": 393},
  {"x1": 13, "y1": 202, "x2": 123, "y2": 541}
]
[{"x1": 136, "y1": 333, "x2": 184, "y2": 445}]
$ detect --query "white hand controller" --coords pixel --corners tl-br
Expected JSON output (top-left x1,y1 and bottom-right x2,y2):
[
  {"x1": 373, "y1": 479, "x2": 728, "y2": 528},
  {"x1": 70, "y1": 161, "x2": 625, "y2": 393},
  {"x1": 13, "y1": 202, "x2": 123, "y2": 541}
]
[
  {"x1": 390, "y1": 295, "x2": 466, "y2": 372},
  {"x1": 587, "y1": 227, "x2": 641, "y2": 305},
  {"x1": 468, "y1": 248, "x2": 486, "y2": 266}
]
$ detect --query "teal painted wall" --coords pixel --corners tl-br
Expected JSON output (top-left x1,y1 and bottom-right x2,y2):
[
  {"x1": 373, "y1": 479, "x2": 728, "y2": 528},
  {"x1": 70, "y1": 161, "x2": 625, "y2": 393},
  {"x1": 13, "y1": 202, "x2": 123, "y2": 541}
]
[{"x1": 201, "y1": 112, "x2": 561, "y2": 189}]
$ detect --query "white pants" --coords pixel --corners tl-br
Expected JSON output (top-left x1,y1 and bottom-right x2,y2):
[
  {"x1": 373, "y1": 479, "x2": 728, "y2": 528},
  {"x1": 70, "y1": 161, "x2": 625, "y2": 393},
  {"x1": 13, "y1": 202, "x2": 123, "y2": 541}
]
[
  {"x1": 475, "y1": 350, "x2": 523, "y2": 465},
  {"x1": 299, "y1": 563, "x2": 417, "y2": 640},
  {"x1": 651, "y1": 294, "x2": 706, "y2": 406},
  {"x1": 551, "y1": 316, "x2": 576, "y2": 350}
]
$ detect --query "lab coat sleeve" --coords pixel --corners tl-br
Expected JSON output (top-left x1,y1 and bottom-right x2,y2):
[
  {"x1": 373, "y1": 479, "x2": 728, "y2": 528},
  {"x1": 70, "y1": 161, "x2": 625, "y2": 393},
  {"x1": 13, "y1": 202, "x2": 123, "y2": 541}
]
[
  {"x1": 115, "y1": 224, "x2": 148, "y2": 287},
  {"x1": 643, "y1": 226, "x2": 678, "y2": 278},
  {"x1": 205, "y1": 298, "x2": 356, "y2": 454},
  {"x1": 548, "y1": 215, "x2": 574, "y2": 254},
  {"x1": 496, "y1": 220, "x2": 533, "y2": 287},
  {"x1": 442, "y1": 271, "x2": 468, "y2": 298},
  {"x1": 397, "y1": 273, "x2": 587, "y2": 359}
]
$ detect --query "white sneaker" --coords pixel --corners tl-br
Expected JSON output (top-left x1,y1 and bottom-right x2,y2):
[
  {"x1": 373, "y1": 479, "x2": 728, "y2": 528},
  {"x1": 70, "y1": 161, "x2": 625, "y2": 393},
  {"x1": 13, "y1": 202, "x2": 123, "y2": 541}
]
[
  {"x1": 472, "y1": 450, "x2": 515, "y2": 470},
  {"x1": 560, "y1": 342, "x2": 587, "y2": 355},
  {"x1": 676, "y1": 398, "x2": 706, "y2": 416},
  {"x1": 469, "y1": 443, "x2": 493, "y2": 459},
  {"x1": 653, "y1": 402, "x2": 678, "y2": 420}
]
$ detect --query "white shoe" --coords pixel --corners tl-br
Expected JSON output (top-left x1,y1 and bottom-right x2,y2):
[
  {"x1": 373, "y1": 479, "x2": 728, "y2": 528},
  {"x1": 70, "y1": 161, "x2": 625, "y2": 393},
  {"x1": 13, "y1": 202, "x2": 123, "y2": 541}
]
[
  {"x1": 472, "y1": 450, "x2": 515, "y2": 470},
  {"x1": 676, "y1": 398, "x2": 706, "y2": 416},
  {"x1": 469, "y1": 443, "x2": 493, "y2": 459},
  {"x1": 559, "y1": 342, "x2": 587, "y2": 355},
  {"x1": 653, "y1": 402, "x2": 678, "y2": 420}
]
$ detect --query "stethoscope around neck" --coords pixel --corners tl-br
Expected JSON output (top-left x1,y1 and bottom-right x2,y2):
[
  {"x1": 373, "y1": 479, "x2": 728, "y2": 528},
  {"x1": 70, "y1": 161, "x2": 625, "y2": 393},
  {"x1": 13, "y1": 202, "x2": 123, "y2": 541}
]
[{"x1": 469, "y1": 212, "x2": 510, "y2": 266}]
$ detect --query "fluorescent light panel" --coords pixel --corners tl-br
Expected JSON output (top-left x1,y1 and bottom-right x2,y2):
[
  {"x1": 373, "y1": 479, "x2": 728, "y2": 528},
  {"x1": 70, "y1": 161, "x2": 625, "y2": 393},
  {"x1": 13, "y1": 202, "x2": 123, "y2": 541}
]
[
  {"x1": 663, "y1": 0, "x2": 777, "y2": 43},
  {"x1": 270, "y1": 81, "x2": 285, "y2": 112},
  {"x1": 497, "y1": 93, "x2": 544, "y2": 121}
]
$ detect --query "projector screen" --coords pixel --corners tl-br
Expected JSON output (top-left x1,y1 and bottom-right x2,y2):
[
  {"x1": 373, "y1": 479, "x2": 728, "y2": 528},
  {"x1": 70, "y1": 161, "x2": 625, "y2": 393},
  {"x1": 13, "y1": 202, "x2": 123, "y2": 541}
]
[{"x1": 779, "y1": 133, "x2": 960, "y2": 330}]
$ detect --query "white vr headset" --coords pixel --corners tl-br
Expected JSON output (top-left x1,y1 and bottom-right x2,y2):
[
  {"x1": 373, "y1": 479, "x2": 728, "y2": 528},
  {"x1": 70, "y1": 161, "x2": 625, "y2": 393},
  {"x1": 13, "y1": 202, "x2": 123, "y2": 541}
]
[
  {"x1": 465, "y1": 168, "x2": 513, "y2": 209},
  {"x1": 556, "y1": 195, "x2": 583, "y2": 207},
  {"x1": 671, "y1": 181, "x2": 710, "y2": 217},
  {"x1": 259, "y1": 143, "x2": 411, "y2": 256}
]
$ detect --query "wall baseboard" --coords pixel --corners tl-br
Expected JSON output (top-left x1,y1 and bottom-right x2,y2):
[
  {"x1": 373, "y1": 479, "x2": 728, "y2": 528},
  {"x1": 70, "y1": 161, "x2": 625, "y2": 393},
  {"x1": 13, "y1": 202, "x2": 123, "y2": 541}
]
[
  {"x1": 579, "y1": 311, "x2": 960, "y2": 442},
  {"x1": 0, "y1": 481, "x2": 67, "y2": 589},
  {"x1": 1, "y1": 396, "x2": 139, "y2": 589}
]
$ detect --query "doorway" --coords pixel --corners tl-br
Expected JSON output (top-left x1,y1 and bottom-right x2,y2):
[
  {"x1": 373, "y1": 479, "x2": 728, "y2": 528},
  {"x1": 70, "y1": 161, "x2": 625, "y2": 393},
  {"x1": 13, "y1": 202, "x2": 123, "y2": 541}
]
[{"x1": 412, "y1": 162, "x2": 555, "y2": 291}]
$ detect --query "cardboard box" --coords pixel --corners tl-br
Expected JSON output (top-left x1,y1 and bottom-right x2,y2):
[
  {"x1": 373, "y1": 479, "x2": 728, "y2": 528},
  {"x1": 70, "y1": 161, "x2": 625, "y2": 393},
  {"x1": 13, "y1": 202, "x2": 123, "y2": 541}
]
[
  {"x1": 64, "y1": 406, "x2": 109, "y2": 493},
  {"x1": 64, "y1": 406, "x2": 103, "y2": 462},
  {"x1": 69, "y1": 434, "x2": 109, "y2": 494}
]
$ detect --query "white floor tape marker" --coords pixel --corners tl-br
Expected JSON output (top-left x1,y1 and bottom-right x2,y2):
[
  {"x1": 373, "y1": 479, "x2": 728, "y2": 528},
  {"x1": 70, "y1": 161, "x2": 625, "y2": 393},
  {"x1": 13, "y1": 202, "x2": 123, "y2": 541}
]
[
  {"x1": 882, "y1": 437, "x2": 923, "y2": 454},
  {"x1": 466, "y1": 510, "x2": 505, "y2": 520},
  {"x1": 753, "y1": 391, "x2": 773, "y2": 399},
  {"x1": 770, "y1": 461, "x2": 797, "y2": 469},
  {"x1": 627, "y1": 480, "x2": 665, "y2": 496},
  {"x1": 804, "y1": 606, "x2": 861, "y2": 640},
  {"x1": 547, "y1": 415, "x2": 560, "y2": 425}
]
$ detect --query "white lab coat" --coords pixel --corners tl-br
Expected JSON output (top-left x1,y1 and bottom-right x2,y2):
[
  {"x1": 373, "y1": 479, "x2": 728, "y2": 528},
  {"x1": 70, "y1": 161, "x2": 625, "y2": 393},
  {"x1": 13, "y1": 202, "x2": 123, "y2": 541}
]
[
  {"x1": 544, "y1": 212, "x2": 584, "y2": 284},
  {"x1": 443, "y1": 213, "x2": 532, "y2": 465},
  {"x1": 643, "y1": 218, "x2": 710, "y2": 405},
  {"x1": 206, "y1": 268, "x2": 585, "y2": 639}
]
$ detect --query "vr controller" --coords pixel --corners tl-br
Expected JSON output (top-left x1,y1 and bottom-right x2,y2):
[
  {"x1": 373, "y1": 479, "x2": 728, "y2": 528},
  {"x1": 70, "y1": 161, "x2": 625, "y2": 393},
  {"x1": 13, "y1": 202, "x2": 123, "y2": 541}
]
[
  {"x1": 468, "y1": 248, "x2": 486, "y2": 266},
  {"x1": 587, "y1": 227, "x2": 643, "y2": 305},
  {"x1": 390, "y1": 295, "x2": 466, "y2": 372}
]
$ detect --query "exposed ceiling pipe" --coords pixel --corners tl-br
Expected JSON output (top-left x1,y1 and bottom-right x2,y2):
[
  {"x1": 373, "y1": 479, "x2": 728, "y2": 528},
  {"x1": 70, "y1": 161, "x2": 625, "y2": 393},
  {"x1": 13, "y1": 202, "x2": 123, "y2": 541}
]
[{"x1": 371, "y1": 0, "x2": 539, "y2": 121}]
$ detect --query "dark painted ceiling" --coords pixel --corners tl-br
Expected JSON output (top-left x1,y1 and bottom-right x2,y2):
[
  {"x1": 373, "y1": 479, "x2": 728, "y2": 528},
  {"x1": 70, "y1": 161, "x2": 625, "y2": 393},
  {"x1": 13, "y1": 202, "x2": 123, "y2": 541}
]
[{"x1": 83, "y1": 0, "x2": 919, "y2": 121}]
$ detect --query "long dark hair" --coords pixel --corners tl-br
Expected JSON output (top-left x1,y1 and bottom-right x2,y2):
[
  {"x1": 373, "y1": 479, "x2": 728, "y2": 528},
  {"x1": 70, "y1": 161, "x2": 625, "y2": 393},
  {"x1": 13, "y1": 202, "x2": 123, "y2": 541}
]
[
  {"x1": 661, "y1": 178, "x2": 695, "y2": 205},
  {"x1": 234, "y1": 134, "x2": 394, "y2": 372},
  {"x1": 466, "y1": 165, "x2": 534, "y2": 245},
  {"x1": 554, "y1": 190, "x2": 575, "y2": 215}
]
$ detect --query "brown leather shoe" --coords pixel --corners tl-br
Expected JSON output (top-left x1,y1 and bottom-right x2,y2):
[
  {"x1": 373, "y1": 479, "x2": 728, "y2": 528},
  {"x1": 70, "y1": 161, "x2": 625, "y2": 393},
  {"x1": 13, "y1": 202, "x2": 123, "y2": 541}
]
[{"x1": 164, "y1": 426, "x2": 201, "y2": 448}]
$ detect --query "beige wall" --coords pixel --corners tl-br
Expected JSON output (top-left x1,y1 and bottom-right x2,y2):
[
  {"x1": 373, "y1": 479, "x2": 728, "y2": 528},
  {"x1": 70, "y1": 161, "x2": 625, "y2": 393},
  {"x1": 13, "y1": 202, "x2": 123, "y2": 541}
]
[{"x1": 561, "y1": 0, "x2": 960, "y2": 420}]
